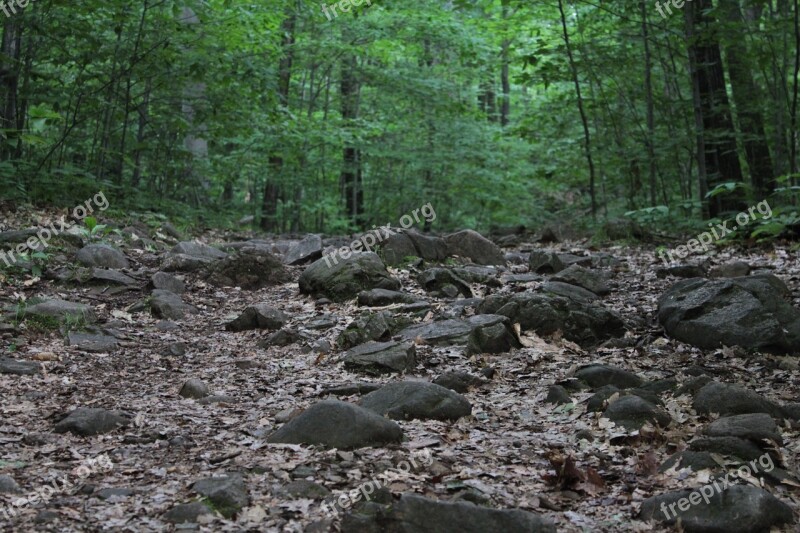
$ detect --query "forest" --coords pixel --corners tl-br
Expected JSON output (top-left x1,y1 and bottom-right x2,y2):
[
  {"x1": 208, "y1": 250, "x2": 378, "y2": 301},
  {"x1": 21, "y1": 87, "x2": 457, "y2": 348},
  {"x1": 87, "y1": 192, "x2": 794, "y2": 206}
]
[{"x1": 0, "y1": 1, "x2": 799, "y2": 532}]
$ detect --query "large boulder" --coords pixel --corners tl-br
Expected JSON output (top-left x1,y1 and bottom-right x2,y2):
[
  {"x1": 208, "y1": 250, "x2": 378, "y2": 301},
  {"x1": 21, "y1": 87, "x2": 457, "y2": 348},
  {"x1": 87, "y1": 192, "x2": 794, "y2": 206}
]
[
  {"x1": 658, "y1": 274, "x2": 800, "y2": 353},
  {"x1": 163, "y1": 241, "x2": 227, "y2": 272},
  {"x1": 359, "y1": 381, "x2": 472, "y2": 421},
  {"x1": 343, "y1": 341, "x2": 416, "y2": 374},
  {"x1": 24, "y1": 299, "x2": 95, "y2": 324},
  {"x1": 299, "y1": 252, "x2": 400, "y2": 302},
  {"x1": 341, "y1": 493, "x2": 556, "y2": 533},
  {"x1": 444, "y1": 229, "x2": 505, "y2": 265},
  {"x1": 76, "y1": 244, "x2": 129, "y2": 269},
  {"x1": 283, "y1": 234, "x2": 323, "y2": 265},
  {"x1": 379, "y1": 230, "x2": 448, "y2": 266},
  {"x1": 478, "y1": 291, "x2": 624, "y2": 347},
  {"x1": 203, "y1": 248, "x2": 288, "y2": 290},
  {"x1": 266, "y1": 400, "x2": 402, "y2": 449},
  {"x1": 692, "y1": 382, "x2": 787, "y2": 419},
  {"x1": 54, "y1": 407, "x2": 130, "y2": 436},
  {"x1": 150, "y1": 290, "x2": 197, "y2": 320}
]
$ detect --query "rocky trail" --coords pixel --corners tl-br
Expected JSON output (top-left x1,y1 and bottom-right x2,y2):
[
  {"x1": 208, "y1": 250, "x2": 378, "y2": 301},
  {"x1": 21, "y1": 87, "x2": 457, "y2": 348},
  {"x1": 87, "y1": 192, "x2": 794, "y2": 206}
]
[{"x1": 0, "y1": 214, "x2": 799, "y2": 532}]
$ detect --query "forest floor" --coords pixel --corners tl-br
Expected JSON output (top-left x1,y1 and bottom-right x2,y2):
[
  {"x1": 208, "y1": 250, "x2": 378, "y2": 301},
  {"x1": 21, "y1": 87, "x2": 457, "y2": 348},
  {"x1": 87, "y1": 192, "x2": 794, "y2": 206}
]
[{"x1": 0, "y1": 206, "x2": 798, "y2": 532}]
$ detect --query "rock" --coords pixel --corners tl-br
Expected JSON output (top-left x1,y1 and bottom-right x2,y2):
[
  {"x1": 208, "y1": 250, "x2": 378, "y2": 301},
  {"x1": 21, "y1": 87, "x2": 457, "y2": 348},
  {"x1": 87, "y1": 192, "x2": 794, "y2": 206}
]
[
  {"x1": 478, "y1": 291, "x2": 624, "y2": 347},
  {"x1": 466, "y1": 320, "x2": 522, "y2": 355},
  {"x1": 658, "y1": 274, "x2": 800, "y2": 352},
  {"x1": 528, "y1": 251, "x2": 567, "y2": 273},
  {"x1": 151, "y1": 272, "x2": 185, "y2": 294},
  {"x1": 204, "y1": 248, "x2": 288, "y2": 290},
  {"x1": 307, "y1": 315, "x2": 337, "y2": 330},
  {"x1": 639, "y1": 485, "x2": 794, "y2": 533},
  {"x1": 444, "y1": 229, "x2": 505, "y2": 265},
  {"x1": 541, "y1": 281, "x2": 600, "y2": 304},
  {"x1": 688, "y1": 437, "x2": 771, "y2": 462},
  {"x1": 675, "y1": 375, "x2": 713, "y2": 396},
  {"x1": 341, "y1": 493, "x2": 556, "y2": 533},
  {"x1": 659, "y1": 451, "x2": 724, "y2": 472},
  {"x1": 343, "y1": 341, "x2": 416, "y2": 374},
  {"x1": 357, "y1": 289, "x2": 422, "y2": 306},
  {"x1": 259, "y1": 329, "x2": 303, "y2": 348},
  {"x1": 603, "y1": 395, "x2": 671, "y2": 430},
  {"x1": 163, "y1": 501, "x2": 214, "y2": 524},
  {"x1": 84, "y1": 268, "x2": 137, "y2": 287},
  {"x1": 692, "y1": 382, "x2": 786, "y2": 419},
  {"x1": 639, "y1": 378, "x2": 678, "y2": 394},
  {"x1": 76, "y1": 244, "x2": 129, "y2": 269},
  {"x1": 299, "y1": 252, "x2": 400, "y2": 302},
  {"x1": 337, "y1": 311, "x2": 401, "y2": 349},
  {"x1": 709, "y1": 261, "x2": 750, "y2": 278},
  {"x1": 379, "y1": 230, "x2": 449, "y2": 265},
  {"x1": 397, "y1": 314, "x2": 507, "y2": 346},
  {"x1": 0, "y1": 475, "x2": 20, "y2": 494},
  {"x1": 359, "y1": 381, "x2": 472, "y2": 421},
  {"x1": 704, "y1": 413, "x2": 782, "y2": 444},
  {"x1": 163, "y1": 342, "x2": 187, "y2": 356},
  {"x1": 545, "y1": 385, "x2": 572, "y2": 405},
  {"x1": 150, "y1": 289, "x2": 197, "y2": 320},
  {"x1": 24, "y1": 299, "x2": 95, "y2": 324},
  {"x1": 54, "y1": 407, "x2": 130, "y2": 436},
  {"x1": 267, "y1": 400, "x2": 403, "y2": 449},
  {"x1": 0, "y1": 357, "x2": 40, "y2": 375},
  {"x1": 587, "y1": 386, "x2": 661, "y2": 413},
  {"x1": 155, "y1": 320, "x2": 178, "y2": 331},
  {"x1": 434, "y1": 372, "x2": 486, "y2": 393},
  {"x1": 226, "y1": 304, "x2": 288, "y2": 332},
  {"x1": 283, "y1": 479, "x2": 331, "y2": 500},
  {"x1": 284, "y1": 234, "x2": 323, "y2": 265},
  {"x1": 552, "y1": 264, "x2": 611, "y2": 295},
  {"x1": 162, "y1": 253, "x2": 214, "y2": 272},
  {"x1": 575, "y1": 364, "x2": 645, "y2": 389},
  {"x1": 418, "y1": 268, "x2": 473, "y2": 298},
  {"x1": 67, "y1": 332, "x2": 118, "y2": 353},
  {"x1": 95, "y1": 487, "x2": 135, "y2": 500},
  {"x1": 180, "y1": 378, "x2": 210, "y2": 399},
  {"x1": 170, "y1": 241, "x2": 227, "y2": 261},
  {"x1": 192, "y1": 473, "x2": 249, "y2": 518}
]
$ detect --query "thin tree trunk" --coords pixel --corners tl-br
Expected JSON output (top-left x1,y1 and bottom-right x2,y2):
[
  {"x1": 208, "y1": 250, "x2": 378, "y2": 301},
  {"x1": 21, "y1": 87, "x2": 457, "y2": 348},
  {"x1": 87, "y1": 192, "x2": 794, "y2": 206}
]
[{"x1": 641, "y1": 0, "x2": 657, "y2": 206}]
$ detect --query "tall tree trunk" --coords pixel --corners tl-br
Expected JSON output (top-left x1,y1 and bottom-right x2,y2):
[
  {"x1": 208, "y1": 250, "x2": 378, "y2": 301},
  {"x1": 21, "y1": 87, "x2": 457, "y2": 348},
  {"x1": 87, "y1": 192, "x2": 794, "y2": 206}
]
[
  {"x1": 641, "y1": 0, "x2": 657, "y2": 206},
  {"x1": 340, "y1": 54, "x2": 363, "y2": 226},
  {"x1": 558, "y1": 0, "x2": 597, "y2": 218},
  {"x1": 685, "y1": 0, "x2": 744, "y2": 217},
  {"x1": 0, "y1": 17, "x2": 22, "y2": 162},
  {"x1": 262, "y1": 9, "x2": 296, "y2": 232},
  {"x1": 719, "y1": 0, "x2": 775, "y2": 195}
]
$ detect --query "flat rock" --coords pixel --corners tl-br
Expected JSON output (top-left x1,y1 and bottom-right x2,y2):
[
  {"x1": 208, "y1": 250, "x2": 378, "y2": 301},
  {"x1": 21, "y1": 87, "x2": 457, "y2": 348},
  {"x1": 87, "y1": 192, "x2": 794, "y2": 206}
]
[
  {"x1": 639, "y1": 485, "x2": 794, "y2": 532},
  {"x1": 397, "y1": 314, "x2": 507, "y2": 346},
  {"x1": 299, "y1": 252, "x2": 400, "y2": 302},
  {"x1": 603, "y1": 395, "x2": 671, "y2": 430},
  {"x1": 574, "y1": 364, "x2": 645, "y2": 389},
  {"x1": 76, "y1": 244, "x2": 129, "y2": 269},
  {"x1": 693, "y1": 382, "x2": 786, "y2": 419},
  {"x1": 267, "y1": 400, "x2": 403, "y2": 449},
  {"x1": 658, "y1": 274, "x2": 800, "y2": 352},
  {"x1": 151, "y1": 272, "x2": 185, "y2": 294},
  {"x1": 54, "y1": 407, "x2": 130, "y2": 436},
  {"x1": 284, "y1": 234, "x2": 323, "y2": 265},
  {"x1": 163, "y1": 501, "x2": 213, "y2": 524},
  {"x1": 226, "y1": 304, "x2": 288, "y2": 332},
  {"x1": 434, "y1": 372, "x2": 486, "y2": 393},
  {"x1": 357, "y1": 289, "x2": 423, "y2": 306},
  {"x1": 444, "y1": 229, "x2": 505, "y2": 265},
  {"x1": 192, "y1": 473, "x2": 249, "y2": 518},
  {"x1": 67, "y1": 332, "x2": 119, "y2": 353},
  {"x1": 341, "y1": 493, "x2": 556, "y2": 533},
  {"x1": 552, "y1": 264, "x2": 611, "y2": 295},
  {"x1": 704, "y1": 413, "x2": 782, "y2": 444},
  {"x1": 542, "y1": 280, "x2": 600, "y2": 304},
  {"x1": 0, "y1": 357, "x2": 40, "y2": 375},
  {"x1": 359, "y1": 381, "x2": 472, "y2": 421},
  {"x1": 170, "y1": 241, "x2": 228, "y2": 261},
  {"x1": 24, "y1": 299, "x2": 95, "y2": 323},
  {"x1": 343, "y1": 341, "x2": 416, "y2": 374},
  {"x1": 150, "y1": 289, "x2": 197, "y2": 320}
]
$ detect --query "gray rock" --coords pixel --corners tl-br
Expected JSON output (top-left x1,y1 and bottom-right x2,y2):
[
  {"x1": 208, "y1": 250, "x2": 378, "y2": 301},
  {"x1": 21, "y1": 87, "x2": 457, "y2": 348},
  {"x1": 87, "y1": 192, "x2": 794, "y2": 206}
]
[
  {"x1": 180, "y1": 379, "x2": 210, "y2": 399},
  {"x1": 0, "y1": 475, "x2": 20, "y2": 494},
  {"x1": 284, "y1": 234, "x2": 323, "y2": 265},
  {"x1": 0, "y1": 357, "x2": 40, "y2": 375},
  {"x1": 24, "y1": 299, "x2": 95, "y2": 323},
  {"x1": 658, "y1": 274, "x2": 800, "y2": 352},
  {"x1": 76, "y1": 244, "x2": 129, "y2": 269},
  {"x1": 343, "y1": 341, "x2": 416, "y2": 374},
  {"x1": 54, "y1": 407, "x2": 130, "y2": 436},
  {"x1": 163, "y1": 342, "x2": 187, "y2": 356},
  {"x1": 299, "y1": 252, "x2": 400, "y2": 302},
  {"x1": 444, "y1": 229, "x2": 505, "y2": 265},
  {"x1": 639, "y1": 485, "x2": 794, "y2": 533},
  {"x1": 397, "y1": 314, "x2": 508, "y2": 346},
  {"x1": 692, "y1": 382, "x2": 786, "y2": 419},
  {"x1": 545, "y1": 385, "x2": 572, "y2": 405},
  {"x1": 151, "y1": 272, "x2": 186, "y2": 294},
  {"x1": 162, "y1": 253, "x2": 214, "y2": 272},
  {"x1": 689, "y1": 437, "x2": 771, "y2": 462},
  {"x1": 357, "y1": 289, "x2": 423, "y2": 307},
  {"x1": 704, "y1": 413, "x2": 782, "y2": 444},
  {"x1": 203, "y1": 248, "x2": 288, "y2": 290},
  {"x1": 466, "y1": 320, "x2": 522, "y2": 355},
  {"x1": 575, "y1": 364, "x2": 645, "y2": 389},
  {"x1": 655, "y1": 264, "x2": 707, "y2": 279},
  {"x1": 478, "y1": 291, "x2": 624, "y2": 347},
  {"x1": 659, "y1": 451, "x2": 723, "y2": 473},
  {"x1": 95, "y1": 487, "x2": 135, "y2": 500},
  {"x1": 259, "y1": 329, "x2": 303, "y2": 348},
  {"x1": 282, "y1": 479, "x2": 331, "y2": 500},
  {"x1": 341, "y1": 493, "x2": 556, "y2": 533},
  {"x1": 150, "y1": 289, "x2": 197, "y2": 320},
  {"x1": 192, "y1": 473, "x2": 249, "y2": 518},
  {"x1": 434, "y1": 372, "x2": 486, "y2": 393},
  {"x1": 542, "y1": 281, "x2": 600, "y2": 304},
  {"x1": 418, "y1": 268, "x2": 473, "y2": 298},
  {"x1": 320, "y1": 383, "x2": 383, "y2": 396},
  {"x1": 552, "y1": 264, "x2": 611, "y2": 295},
  {"x1": 67, "y1": 332, "x2": 118, "y2": 353},
  {"x1": 360, "y1": 381, "x2": 472, "y2": 421},
  {"x1": 379, "y1": 230, "x2": 448, "y2": 265},
  {"x1": 528, "y1": 251, "x2": 567, "y2": 273},
  {"x1": 86, "y1": 268, "x2": 137, "y2": 287},
  {"x1": 337, "y1": 311, "x2": 401, "y2": 349},
  {"x1": 226, "y1": 304, "x2": 288, "y2": 332},
  {"x1": 267, "y1": 400, "x2": 403, "y2": 449},
  {"x1": 709, "y1": 261, "x2": 750, "y2": 279},
  {"x1": 603, "y1": 395, "x2": 671, "y2": 430},
  {"x1": 170, "y1": 241, "x2": 228, "y2": 261},
  {"x1": 163, "y1": 501, "x2": 214, "y2": 524}
]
